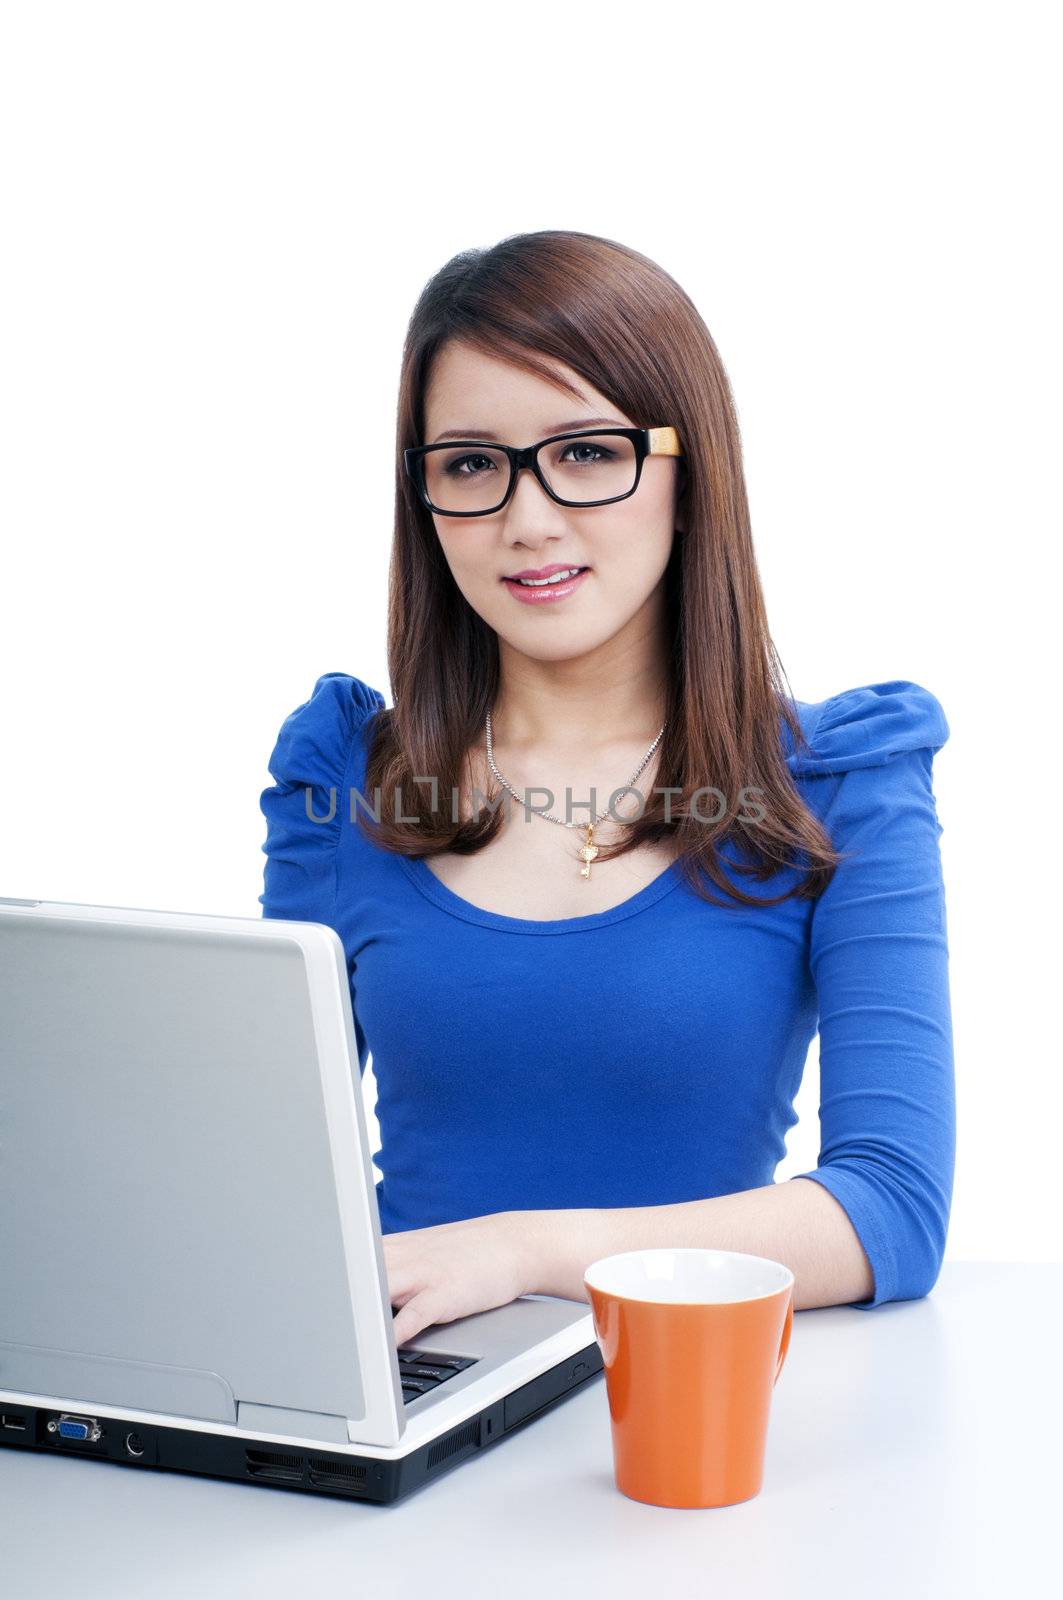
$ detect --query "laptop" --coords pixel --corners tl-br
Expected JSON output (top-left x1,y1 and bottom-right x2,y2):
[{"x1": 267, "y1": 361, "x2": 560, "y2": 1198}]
[{"x1": 0, "y1": 894, "x2": 603, "y2": 1504}]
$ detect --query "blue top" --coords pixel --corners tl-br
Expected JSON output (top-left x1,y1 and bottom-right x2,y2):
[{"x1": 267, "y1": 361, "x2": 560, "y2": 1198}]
[{"x1": 258, "y1": 673, "x2": 955, "y2": 1310}]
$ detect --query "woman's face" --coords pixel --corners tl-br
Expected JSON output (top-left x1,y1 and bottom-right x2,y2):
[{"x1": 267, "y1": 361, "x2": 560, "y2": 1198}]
[{"x1": 421, "y1": 341, "x2": 680, "y2": 665}]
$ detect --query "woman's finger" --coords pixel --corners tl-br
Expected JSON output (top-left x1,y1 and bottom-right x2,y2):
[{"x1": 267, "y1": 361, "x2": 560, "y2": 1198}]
[{"x1": 392, "y1": 1294, "x2": 436, "y2": 1348}]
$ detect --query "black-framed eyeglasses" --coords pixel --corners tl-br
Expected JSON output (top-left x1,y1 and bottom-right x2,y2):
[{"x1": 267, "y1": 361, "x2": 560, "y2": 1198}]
[{"x1": 403, "y1": 426, "x2": 684, "y2": 517}]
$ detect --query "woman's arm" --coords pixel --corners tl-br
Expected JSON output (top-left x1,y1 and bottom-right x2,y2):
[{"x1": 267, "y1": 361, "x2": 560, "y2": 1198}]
[
  {"x1": 514, "y1": 1177, "x2": 874, "y2": 1311},
  {"x1": 516, "y1": 687, "x2": 955, "y2": 1316}
]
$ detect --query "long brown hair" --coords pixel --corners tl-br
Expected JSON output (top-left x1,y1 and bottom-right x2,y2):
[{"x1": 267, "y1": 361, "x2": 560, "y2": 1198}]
[{"x1": 359, "y1": 228, "x2": 842, "y2": 908}]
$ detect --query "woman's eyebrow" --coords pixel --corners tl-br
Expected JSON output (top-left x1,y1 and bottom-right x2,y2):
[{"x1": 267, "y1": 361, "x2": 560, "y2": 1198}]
[{"x1": 430, "y1": 416, "x2": 628, "y2": 444}]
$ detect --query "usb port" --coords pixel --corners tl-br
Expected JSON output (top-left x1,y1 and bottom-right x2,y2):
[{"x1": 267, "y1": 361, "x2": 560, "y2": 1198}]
[{"x1": 2, "y1": 1414, "x2": 27, "y2": 1431}]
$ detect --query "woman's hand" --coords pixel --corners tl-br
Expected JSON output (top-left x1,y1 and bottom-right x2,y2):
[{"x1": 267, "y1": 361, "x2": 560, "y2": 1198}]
[{"x1": 382, "y1": 1210, "x2": 542, "y2": 1349}]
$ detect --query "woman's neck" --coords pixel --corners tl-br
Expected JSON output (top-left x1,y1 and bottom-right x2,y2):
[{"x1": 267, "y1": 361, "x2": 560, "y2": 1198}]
[{"x1": 492, "y1": 636, "x2": 670, "y2": 757}]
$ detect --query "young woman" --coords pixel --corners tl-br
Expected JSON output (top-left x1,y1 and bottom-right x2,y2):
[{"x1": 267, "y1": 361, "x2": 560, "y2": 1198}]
[{"x1": 259, "y1": 230, "x2": 954, "y2": 1349}]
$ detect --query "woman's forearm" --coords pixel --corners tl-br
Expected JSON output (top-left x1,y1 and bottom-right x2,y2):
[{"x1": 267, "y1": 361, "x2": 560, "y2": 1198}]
[{"x1": 513, "y1": 1176, "x2": 876, "y2": 1312}]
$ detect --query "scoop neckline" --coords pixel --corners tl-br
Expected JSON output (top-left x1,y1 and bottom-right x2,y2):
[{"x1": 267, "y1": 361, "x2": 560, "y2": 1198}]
[{"x1": 397, "y1": 852, "x2": 686, "y2": 935}]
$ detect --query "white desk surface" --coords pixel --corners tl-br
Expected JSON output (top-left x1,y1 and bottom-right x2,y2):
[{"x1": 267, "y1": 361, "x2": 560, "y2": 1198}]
[{"x1": 2, "y1": 1262, "x2": 1058, "y2": 1600}]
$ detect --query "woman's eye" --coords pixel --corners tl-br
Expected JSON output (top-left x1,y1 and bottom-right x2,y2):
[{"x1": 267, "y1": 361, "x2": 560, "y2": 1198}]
[
  {"x1": 560, "y1": 443, "x2": 610, "y2": 464},
  {"x1": 446, "y1": 454, "x2": 496, "y2": 477}
]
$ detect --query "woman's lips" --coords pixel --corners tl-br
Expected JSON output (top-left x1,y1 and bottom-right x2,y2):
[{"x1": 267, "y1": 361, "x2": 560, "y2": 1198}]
[{"x1": 501, "y1": 568, "x2": 591, "y2": 604}]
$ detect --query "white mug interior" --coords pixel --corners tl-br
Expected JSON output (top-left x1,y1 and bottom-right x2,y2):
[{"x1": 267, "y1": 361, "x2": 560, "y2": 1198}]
[{"x1": 584, "y1": 1247, "x2": 794, "y2": 1305}]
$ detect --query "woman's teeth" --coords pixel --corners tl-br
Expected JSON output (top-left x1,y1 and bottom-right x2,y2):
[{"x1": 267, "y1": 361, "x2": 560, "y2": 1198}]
[{"x1": 514, "y1": 567, "x2": 585, "y2": 587}]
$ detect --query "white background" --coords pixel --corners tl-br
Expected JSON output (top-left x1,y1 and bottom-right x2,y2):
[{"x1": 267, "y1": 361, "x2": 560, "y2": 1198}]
[{"x1": 1, "y1": 1, "x2": 1057, "y2": 1265}]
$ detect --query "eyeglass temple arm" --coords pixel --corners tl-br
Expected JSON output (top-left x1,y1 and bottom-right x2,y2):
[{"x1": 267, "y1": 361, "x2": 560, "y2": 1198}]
[{"x1": 648, "y1": 426, "x2": 683, "y2": 457}]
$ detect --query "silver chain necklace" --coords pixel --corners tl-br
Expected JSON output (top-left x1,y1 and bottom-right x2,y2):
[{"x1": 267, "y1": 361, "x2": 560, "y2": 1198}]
[{"x1": 484, "y1": 711, "x2": 666, "y2": 880}]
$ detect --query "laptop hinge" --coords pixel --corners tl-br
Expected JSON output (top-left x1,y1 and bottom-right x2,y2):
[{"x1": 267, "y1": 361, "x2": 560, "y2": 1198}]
[
  {"x1": 237, "y1": 1400, "x2": 350, "y2": 1446},
  {"x1": 0, "y1": 1339, "x2": 237, "y2": 1424}
]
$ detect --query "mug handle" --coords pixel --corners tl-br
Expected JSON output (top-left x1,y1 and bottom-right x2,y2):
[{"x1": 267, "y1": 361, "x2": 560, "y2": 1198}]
[{"x1": 774, "y1": 1295, "x2": 794, "y2": 1385}]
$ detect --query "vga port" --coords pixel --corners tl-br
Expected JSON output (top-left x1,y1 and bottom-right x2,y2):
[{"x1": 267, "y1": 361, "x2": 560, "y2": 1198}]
[{"x1": 52, "y1": 1413, "x2": 102, "y2": 1442}]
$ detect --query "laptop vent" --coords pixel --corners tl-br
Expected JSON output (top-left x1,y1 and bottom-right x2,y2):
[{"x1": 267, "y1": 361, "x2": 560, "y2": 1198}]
[
  {"x1": 308, "y1": 1456, "x2": 368, "y2": 1492},
  {"x1": 246, "y1": 1448, "x2": 306, "y2": 1484},
  {"x1": 245, "y1": 1448, "x2": 369, "y2": 1494},
  {"x1": 426, "y1": 1418, "x2": 479, "y2": 1471}
]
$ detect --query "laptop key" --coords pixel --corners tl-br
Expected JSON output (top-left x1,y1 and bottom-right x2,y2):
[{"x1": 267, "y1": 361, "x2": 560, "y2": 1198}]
[{"x1": 410, "y1": 1355, "x2": 475, "y2": 1371}]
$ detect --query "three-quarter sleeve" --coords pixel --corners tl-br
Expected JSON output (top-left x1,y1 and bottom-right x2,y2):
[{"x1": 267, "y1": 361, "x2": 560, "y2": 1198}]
[
  {"x1": 258, "y1": 672, "x2": 386, "y2": 1078},
  {"x1": 786, "y1": 681, "x2": 955, "y2": 1309}
]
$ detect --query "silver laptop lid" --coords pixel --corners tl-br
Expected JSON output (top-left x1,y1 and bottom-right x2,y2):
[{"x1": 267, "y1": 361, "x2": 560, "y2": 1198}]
[{"x1": 0, "y1": 898, "x2": 407, "y2": 1449}]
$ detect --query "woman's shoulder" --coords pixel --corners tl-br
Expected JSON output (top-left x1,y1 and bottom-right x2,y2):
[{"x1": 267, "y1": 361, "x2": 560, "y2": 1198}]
[
  {"x1": 783, "y1": 679, "x2": 950, "y2": 778},
  {"x1": 264, "y1": 671, "x2": 388, "y2": 789}
]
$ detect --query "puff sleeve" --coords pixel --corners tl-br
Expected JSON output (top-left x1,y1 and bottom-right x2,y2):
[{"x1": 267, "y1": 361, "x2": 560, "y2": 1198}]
[
  {"x1": 258, "y1": 672, "x2": 386, "y2": 927},
  {"x1": 787, "y1": 680, "x2": 955, "y2": 1309}
]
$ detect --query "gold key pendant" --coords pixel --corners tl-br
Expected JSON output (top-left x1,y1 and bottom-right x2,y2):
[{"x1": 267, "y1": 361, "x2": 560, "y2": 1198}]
[{"x1": 578, "y1": 822, "x2": 599, "y2": 879}]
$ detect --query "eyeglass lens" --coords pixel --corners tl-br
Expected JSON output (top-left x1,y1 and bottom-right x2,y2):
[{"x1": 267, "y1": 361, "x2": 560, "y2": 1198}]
[{"x1": 422, "y1": 433, "x2": 638, "y2": 513}]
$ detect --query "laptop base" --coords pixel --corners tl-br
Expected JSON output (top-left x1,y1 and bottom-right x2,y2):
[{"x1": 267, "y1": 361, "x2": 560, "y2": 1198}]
[{"x1": 0, "y1": 1339, "x2": 604, "y2": 1505}]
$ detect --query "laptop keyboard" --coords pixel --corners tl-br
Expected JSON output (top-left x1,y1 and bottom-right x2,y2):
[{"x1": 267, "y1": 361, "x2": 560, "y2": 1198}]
[{"x1": 396, "y1": 1349, "x2": 478, "y2": 1405}]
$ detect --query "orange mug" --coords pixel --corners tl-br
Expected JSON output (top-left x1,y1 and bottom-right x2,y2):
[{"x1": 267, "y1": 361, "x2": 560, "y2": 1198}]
[{"x1": 584, "y1": 1247, "x2": 794, "y2": 1508}]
